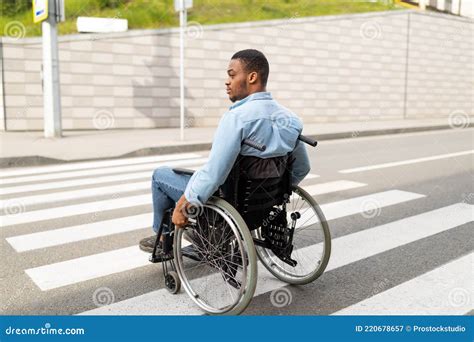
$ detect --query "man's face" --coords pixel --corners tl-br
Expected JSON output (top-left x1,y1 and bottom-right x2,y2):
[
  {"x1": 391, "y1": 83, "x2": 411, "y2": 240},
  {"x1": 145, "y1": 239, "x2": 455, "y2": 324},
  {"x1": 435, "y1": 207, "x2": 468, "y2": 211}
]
[{"x1": 225, "y1": 59, "x2": 250, "y2": 103}]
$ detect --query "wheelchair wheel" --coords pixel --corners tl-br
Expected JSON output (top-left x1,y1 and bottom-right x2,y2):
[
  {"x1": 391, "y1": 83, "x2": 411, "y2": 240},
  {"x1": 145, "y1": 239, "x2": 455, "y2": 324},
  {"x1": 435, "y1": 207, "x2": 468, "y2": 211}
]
[
  {"x1": 254, "y1": 185, "x2": 331, "y2": 285},
  {"x1": 165, "y1": 271, "x2": 181, "y2": 294},
  {"x1": 174, "y1": 197, "x2": 258, "y2": 315}
]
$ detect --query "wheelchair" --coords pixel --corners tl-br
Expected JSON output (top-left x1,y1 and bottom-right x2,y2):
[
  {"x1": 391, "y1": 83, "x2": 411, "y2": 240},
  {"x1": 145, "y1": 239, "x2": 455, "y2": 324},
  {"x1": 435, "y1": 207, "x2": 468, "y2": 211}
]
[{"x1": 149, "y1": 135, "x2": 331, "y2": 315}]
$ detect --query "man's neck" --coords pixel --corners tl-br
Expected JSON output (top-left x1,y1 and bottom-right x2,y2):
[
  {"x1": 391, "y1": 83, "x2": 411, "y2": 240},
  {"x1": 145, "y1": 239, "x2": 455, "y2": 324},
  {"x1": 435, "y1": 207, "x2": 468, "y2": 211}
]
[{"x1": 249, "y1": 88, "x2": 266, "y2": 95}]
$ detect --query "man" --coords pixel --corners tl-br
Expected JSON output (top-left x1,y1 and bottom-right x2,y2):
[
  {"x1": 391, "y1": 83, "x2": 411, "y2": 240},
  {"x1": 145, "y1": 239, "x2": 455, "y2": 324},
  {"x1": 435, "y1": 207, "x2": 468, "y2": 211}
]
[{"x1": 139, "y1": 49, "x2": 311, "y2": 253}]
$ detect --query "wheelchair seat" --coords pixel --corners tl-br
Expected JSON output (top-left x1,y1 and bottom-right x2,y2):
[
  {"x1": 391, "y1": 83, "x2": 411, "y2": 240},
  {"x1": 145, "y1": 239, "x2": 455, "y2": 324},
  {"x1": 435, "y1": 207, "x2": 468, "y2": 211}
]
[{"x1": 173, "y1": 152, "x2": 294, "y2": 230}]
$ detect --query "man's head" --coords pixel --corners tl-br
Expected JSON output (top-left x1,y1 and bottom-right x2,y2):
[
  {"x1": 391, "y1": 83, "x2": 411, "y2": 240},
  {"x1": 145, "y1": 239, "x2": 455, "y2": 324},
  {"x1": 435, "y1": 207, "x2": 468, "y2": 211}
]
[{"x1": 225, "y1": 49, "x2": 269, "y2": 103}]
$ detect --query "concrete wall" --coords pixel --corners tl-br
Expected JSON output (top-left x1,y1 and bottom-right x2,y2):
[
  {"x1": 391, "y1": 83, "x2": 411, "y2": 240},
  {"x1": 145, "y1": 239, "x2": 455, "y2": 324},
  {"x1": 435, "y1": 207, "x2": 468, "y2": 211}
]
[{"x1": 0, "y1": 9, "x2": 472, "y2": 131}]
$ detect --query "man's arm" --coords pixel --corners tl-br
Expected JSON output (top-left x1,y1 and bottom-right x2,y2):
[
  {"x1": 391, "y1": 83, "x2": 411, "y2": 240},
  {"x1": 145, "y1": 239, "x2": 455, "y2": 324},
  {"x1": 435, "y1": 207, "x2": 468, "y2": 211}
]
[
  {"x1": 184, "y1": 112, "x2": 243, "y2": 206},
  {"x1": 290, "y1": 139, "x2": 311, "y2": 186}
]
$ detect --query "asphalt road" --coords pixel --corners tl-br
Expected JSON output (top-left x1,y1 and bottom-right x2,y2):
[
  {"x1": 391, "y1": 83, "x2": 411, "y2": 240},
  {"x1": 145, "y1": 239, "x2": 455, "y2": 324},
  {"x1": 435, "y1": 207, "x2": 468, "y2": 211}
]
[{"x1": 1, "y1": 128, "x2": 472, "y2": 315}]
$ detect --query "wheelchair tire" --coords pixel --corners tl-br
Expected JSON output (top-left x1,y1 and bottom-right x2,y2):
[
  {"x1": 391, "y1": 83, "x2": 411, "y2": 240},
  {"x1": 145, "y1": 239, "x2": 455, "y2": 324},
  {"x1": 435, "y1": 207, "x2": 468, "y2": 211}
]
[
  {"x1": 174, "y1": 196, "x2": 258, "y2": 315},
  {"x1": 165, "y1": 271, "x2": 181, "y2": 294},
  {"x1": 254, "y1": 185, "x2": 331, "y2": 285}
]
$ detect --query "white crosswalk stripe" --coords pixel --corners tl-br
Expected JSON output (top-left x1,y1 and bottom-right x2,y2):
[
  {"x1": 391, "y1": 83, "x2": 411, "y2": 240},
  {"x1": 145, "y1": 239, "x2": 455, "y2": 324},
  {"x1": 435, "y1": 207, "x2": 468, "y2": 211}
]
[
  {"x1": 24, "y1": 189, "x2": 425, "y2": 291},
  {"x1": 6, "y1": 178, "x2": 352, "y2": 252},
  {"x1": 332, "y1": 252, "x2": 473, "y2": 315},
  {"x1": 7, "y1": 213, "x2": 151, "y2": 252},
  {"x1": 0, "y1": 170, "x2": 319, "y2": 209},
  {"x1": 339, "y1": 150, "x2": 474, "y2": 174},
  {"x1": 0, "y1": 154, "x2": 204, "y2": 185},
  {"x1": 0, "y1": 157, "x2": 208, "y2": 195},
  {"x1": 81, "y1": 203, "x2": 473, "y2": 315},
  {"x1": 1, "y1": 181, "x2": 151, "y2": 209},
  {"x1": 0, "y1": 153, "x2": 203, "y2": 178},
  {"x1": 2, "y1": 152, "x2": 470, "y2": 317},
  {"x1": 301, "y1": 181, "x2": 365, "y2": 196},
  {"x1": 1, "y1": 194, "x2": 150, "y2": 227}
]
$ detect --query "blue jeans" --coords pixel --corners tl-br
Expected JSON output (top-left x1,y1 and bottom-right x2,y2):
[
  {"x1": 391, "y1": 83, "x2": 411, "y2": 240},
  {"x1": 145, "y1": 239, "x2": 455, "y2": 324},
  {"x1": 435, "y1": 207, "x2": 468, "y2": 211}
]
[{"x1": 151, "y1": 166, "x2": 191, "y2": 234}]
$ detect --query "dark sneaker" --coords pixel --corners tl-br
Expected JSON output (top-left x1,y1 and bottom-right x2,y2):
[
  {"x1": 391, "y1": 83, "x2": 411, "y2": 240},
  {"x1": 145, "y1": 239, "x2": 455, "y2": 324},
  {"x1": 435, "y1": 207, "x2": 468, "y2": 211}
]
[
  {"x1": 139, "y1": 235, "x2": 158, "y2": 253},
  {"x1": 141, "y1": 235, "x2": 174, "y2": 263}
]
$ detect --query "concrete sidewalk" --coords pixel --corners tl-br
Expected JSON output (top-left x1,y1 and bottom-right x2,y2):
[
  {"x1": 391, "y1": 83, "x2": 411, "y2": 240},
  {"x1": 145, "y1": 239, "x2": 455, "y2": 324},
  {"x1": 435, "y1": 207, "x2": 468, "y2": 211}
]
[{"x1": 0, "y1": 118, "x2": 469, "y2": 168}]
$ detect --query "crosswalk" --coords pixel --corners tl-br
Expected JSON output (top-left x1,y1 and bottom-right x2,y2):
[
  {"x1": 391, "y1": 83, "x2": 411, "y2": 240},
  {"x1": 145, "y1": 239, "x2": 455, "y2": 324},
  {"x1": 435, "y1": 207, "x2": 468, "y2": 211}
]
[{"x1": 1, "y1": 151, "x2": 472, "y2": 315}]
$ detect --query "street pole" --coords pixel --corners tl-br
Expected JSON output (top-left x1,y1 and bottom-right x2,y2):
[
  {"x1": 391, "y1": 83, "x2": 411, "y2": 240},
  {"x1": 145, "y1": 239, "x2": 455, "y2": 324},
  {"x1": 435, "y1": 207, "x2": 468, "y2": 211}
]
[
  {"x1": 179, "y1": 0, "x2": 185, "y2": 141},
  {"x1": 42, "y1": 0, "x2": 62, "y2": 138}
]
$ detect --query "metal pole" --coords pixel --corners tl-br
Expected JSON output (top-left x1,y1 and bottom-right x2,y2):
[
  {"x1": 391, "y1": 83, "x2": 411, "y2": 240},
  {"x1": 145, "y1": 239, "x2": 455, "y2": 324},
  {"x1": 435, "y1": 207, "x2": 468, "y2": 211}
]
[
  {"x1": 402, "y1": 13, "x2": 411, "y2": 120},
  {"x1": 179, "y1": 0, "x2": 185, "y2": 141},
  {"x1": 42, "y1": 0, "x2": 62, "y2": 138},
  {"x1": 0, "y1": 41, "x2": 6, "y2": 131}
]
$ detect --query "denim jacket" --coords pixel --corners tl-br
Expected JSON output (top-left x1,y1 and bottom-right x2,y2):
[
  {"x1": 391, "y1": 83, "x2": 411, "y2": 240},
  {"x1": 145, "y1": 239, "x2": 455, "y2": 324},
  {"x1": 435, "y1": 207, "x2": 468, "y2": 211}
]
[{"x1": 184, "y1": 92, "x2": 311, "y2": 205}]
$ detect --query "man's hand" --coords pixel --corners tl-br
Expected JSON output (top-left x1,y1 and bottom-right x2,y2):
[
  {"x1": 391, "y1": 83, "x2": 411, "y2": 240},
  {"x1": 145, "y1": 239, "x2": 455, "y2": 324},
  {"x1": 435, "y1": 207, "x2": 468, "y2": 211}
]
[{"x1": 172, "y1": 194, "x2": 190, "y2": 228}]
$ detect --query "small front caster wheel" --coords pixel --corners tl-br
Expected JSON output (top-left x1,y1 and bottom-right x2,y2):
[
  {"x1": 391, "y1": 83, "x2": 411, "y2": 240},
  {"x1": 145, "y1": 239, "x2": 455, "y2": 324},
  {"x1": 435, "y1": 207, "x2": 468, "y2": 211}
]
[{"x1": 165, "y1": 271, "x2": 181, "y2": 294}]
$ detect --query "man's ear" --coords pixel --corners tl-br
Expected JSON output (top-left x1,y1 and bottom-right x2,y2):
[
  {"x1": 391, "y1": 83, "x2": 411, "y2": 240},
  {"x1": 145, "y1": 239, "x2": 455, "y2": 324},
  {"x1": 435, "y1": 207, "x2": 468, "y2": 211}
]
[{"x1": 248, "y1": 71, "x2": 258, "y2": 84}]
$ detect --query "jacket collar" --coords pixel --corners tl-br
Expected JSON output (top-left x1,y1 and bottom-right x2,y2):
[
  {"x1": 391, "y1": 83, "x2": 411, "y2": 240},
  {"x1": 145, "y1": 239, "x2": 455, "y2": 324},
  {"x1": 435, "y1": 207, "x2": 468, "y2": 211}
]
[{"x1": 229, "y1": 92, "x2": 272, "y2": 110}]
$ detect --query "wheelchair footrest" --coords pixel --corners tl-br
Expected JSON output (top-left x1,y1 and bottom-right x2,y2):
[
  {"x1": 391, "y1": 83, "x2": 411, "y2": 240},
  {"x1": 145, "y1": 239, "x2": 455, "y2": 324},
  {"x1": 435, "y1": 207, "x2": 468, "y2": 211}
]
[{"x1": 149, "y1": 253, "x2": 173, "y2": 264}]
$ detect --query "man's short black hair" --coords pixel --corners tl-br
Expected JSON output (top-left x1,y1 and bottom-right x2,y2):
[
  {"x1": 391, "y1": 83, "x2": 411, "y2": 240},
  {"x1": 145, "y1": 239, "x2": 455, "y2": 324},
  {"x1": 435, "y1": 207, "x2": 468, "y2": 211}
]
[{"x1": 231, "y1": 49, "x2": 269, "y2": 86}]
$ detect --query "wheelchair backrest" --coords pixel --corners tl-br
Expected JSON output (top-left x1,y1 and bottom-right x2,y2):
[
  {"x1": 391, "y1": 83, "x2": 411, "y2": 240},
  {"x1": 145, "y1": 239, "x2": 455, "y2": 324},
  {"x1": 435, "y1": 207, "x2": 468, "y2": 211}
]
[{"x1": 220, "y1": 152, "x2": 294, "y2": 227}]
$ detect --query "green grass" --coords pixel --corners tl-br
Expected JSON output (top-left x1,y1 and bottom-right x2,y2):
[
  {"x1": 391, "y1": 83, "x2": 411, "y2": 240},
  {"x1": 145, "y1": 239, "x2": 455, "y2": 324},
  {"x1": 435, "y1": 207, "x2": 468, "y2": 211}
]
[{"x1": 1, "y1": 0, "x2": 399, "y2": 37}]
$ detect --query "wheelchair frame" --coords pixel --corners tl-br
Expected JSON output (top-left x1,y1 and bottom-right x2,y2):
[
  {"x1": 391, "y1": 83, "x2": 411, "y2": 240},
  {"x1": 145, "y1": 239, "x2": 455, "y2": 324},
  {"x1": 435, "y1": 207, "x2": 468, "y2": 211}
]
[{"x1": 149, "y1": 134, "x2": 330, "y2": 313}]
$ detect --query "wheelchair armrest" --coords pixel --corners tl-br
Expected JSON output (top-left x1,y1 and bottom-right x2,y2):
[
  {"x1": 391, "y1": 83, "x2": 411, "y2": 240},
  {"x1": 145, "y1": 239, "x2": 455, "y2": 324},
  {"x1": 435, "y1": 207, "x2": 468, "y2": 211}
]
[{"x1": 172, "y1": 167, "x2": 195, "y2": 176}]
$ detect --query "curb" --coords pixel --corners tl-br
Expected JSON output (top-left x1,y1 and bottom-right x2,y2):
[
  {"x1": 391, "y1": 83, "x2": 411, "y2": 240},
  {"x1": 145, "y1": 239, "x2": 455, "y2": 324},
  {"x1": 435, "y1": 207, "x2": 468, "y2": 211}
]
[{"x1": 0, "y1": 124, "x2": 466, "y2": 169}]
